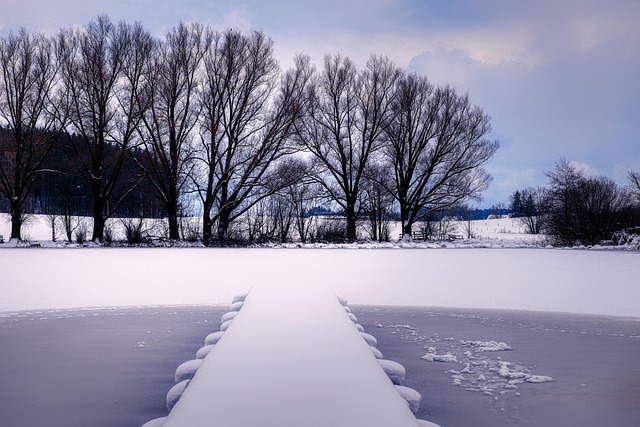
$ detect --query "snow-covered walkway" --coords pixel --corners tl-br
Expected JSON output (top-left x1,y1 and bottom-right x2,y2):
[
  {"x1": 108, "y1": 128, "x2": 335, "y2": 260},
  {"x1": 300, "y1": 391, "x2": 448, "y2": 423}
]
[{"x1": 155, "y1": 283, "x2": 424, "y2": 427}]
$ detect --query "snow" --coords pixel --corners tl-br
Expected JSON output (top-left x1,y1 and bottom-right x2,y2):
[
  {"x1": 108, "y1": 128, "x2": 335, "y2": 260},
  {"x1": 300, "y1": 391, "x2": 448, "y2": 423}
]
[
  {"x1": 204, "y1": 331, "x2": 225, "y2": 346},
  {"x1": 394, "y1": 385, "x2": 422, "y2": 415},
  {"x1": 174, "y1": 359, "x2": 204, "y2": 383},
  {"x1": 421, "y1": 352, "x2": 459, "y2": 363},
  {"x1": 195, "y1": 345, "x2": 215, "y2": 359},
  {"x1": 229, "y1": 301, "x2": 244, "y2": 312},
  {"x1": 219, "y1": 319, "x2": 233, "y2": 331},
  {"x1": 0, "y1": 248, "x2": 639, "y2": 317},
  {"x1": 0, "y1": 217, "x2": 637, "y2": 427},
  {"x1": 161, "y1": 283, "x2": 421, "y2": 427},
  {"x1": 141, "y1": 417, "x2": 167, "y2": 427},
  {"x1": 360, "y1": 332, "x2": 378, "y2": 346},
  {"x1": 370, "y1": 346, "x2": 384, "y2": 359},
  {"x1": 392, "y1": 319, "x2": 556, "y2": 397},
  {"x1": 166, "y1": 380, "x2": 190, "y2": 410},
  {"x1": 460, "y1": 340, "x2": 512, "y2": 351},
  {"x1": 221, "y1": 311, "x2": 239, "y2": 322},
  {"x1": 498, "y1": 361, "x2": 554, "y2": 383},
  {"x1": 377, "y1": 359, "x2": 406, "y2": 385}
]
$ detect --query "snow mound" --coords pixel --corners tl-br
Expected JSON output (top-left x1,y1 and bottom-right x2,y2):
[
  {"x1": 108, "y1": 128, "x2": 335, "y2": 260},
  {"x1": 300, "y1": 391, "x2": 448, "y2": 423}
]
[
  {"x1": 175, "y1": 359, "x2": 204, "y2": 383},
  {"x1": 166, "y1": 379, "x2": 190, "y2": 410},
  {"x1": 460, "y1": 340, "x2": 512, "y2": 351},
  {"x1": 141, "y1": 417, "x2": 166, "y2": 427},
  {"x1": 229, "y1": 301, "x2": 244, "y2": 312},
  {"x1": 498, "y1": 361, "x2": 553, "y2": 383},
  {"x1": 394, "y1": 385, "x2": 421, "y2": 414},
  {"x1": 232, "y1": 293, "x2": 248, "y2": 304},
  {"x1": 221, "y1": 311, "x2": 238, "y2": 323},
  {"x1": 370, "y1": 346, "x2": 384, "y2": 359},
  {"x1": 204, "y1": 331, "x2": 224, "y2": 346},
  {"x1": 220, "y1": 319, "x2": 233, "y2": 331},
  {"x1": 360, "y1": 332, "x2": 378, "y2": 347},
  {"x1": 355, "y1": 323, "x2": 364, "y2": 332},
  {"x1": 525, "y1": 375, "x2": 555, "y2": 383},
  {"x1": 195, "y1": 345, "x2": 215, "y2": 359},
  {"x1": 421, "y1": 352, "x2": 459, "y2": 363},
  {"x1": 347, "y1": 312, "x2": 358, "y2": 323},
  {"x1": 377, "y1": 359, "x2": 406, "y2": 385},
  {"x1": 417, "y1": 420, "x2": 441, "y2": 427}
]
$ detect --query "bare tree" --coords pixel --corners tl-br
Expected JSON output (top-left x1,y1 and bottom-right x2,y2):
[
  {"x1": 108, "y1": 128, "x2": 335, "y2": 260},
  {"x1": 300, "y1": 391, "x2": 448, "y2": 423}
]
[
  {"x1": 453, "y1": 204, "x2": 476, "y2": 239},
  {"x1": 296, "y1": 55, "x2": 400, "y2": 241},
  {"x1": 385, "y1": 75, "x2": 498, "y2": 238},
  {"x1": 195, "y1": 30, "x2": 312, "y2": 245},
  {"x1": 510, "y1": 186, "x2": 550, "y2": 234},
  {"x1": 56, "y1": 17, "x2": 148, "y2": 241},
  {"x1": 629, "y1": 170, "x2": 640, "y2": 203},
  {"x1": 0, "y1": 29, "x2": 58, "y2": 240},
  {"x1": 362, "y1": 163, "x2": 395, "y2": 242},
  {"x1": 274, "y1": 158, "x2": 324, "y2": 243},
  {"x1": 136, "y1": 23, "x2": 206, "y2": 240},
  {"x1": 547, "y1": 159, "x2": 626, "y2": 245}
]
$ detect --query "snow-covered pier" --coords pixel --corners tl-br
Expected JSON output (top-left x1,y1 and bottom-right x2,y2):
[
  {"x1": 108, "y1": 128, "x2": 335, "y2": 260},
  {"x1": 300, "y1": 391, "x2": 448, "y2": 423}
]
[{"x1": 143, "y1": 282, "x2": 437, "y2": 427}]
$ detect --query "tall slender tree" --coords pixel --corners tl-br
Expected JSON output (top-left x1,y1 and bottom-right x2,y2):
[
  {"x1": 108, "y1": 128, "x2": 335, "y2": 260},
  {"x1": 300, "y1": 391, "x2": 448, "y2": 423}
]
[
  {"x1": 137, "y1": 23, "x2": 207, "y2": 240},
  {"x1": 56, "y1": 17, "x2": 148, "y2": 241},
  {"x1": 0, "y1": 29, "x2": 58, "y2": 240},
  {"x1": 297, "y1": 55, "x2": 401, "y2": 241},
  {"x1": 385, "y1": 76, "x2": 498, "y2": 238},
  {"x1": 196, "y1": 30, "x2": 312, "y2": 245}
]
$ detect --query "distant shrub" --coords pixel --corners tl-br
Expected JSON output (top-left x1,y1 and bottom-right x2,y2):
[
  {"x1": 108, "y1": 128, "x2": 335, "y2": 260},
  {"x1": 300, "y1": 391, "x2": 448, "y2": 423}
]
[
  {"x1": 121, "y1": 218, "x2": 148, "y2": 244},
  {"x1": 312, "y1": 219, "x2": 348, "y2": 243},
  {"x1": 75, "y1": 222, "x2": 88, "y2": 244}
]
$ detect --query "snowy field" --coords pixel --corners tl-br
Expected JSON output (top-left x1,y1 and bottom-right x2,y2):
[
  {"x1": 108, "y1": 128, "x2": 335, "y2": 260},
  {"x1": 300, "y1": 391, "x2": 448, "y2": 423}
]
[{"x1": 3, "y1": 214, "x2": 540, "y2": 243}]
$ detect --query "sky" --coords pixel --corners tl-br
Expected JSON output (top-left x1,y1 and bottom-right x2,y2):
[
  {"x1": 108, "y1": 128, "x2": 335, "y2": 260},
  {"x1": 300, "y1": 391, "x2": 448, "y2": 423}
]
[{"x1": 1, "y1": 0, "x2": 638, "y2": 207}]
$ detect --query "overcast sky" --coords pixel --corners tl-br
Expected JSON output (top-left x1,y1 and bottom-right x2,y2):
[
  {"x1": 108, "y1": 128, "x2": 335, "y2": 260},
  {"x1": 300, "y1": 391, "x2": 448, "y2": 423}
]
[{"x1": 2, "y1": 0, "x2": 638, "y2": 206}]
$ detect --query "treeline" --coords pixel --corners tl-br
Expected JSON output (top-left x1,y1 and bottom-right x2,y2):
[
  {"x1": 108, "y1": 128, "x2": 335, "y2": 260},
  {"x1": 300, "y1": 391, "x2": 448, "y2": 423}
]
[
  {"x1": 0, "y1": 16, "x2": 498, "y2": 245},
  {"x1": 510, "y1": 160, "x2": 640, "y2": 246}
]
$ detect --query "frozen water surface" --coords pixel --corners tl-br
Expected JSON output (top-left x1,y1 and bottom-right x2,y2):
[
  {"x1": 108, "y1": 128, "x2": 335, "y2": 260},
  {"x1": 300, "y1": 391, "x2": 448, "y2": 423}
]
[
  {"x1": 0, "y1": 247, "x2": 639, "y2": 426},
  {"x1": 1, "y1": 248, "x2": 639, "y2": 317}
]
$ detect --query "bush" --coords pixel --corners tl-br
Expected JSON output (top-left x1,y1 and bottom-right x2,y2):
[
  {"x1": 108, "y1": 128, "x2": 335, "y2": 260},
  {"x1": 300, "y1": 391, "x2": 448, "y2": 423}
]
[
  {"x1": 312, "y1": 219, "x2": 348, "y2": 243},
  {"x1": 121, "y1": 218, "x2": 148, "y2": 244},
  {"x1": 546, "y1": 160, "x2": 628, "y2": 246},
  {"x1": 75, "y1": 222, "x2": 88, "y2": 244}
]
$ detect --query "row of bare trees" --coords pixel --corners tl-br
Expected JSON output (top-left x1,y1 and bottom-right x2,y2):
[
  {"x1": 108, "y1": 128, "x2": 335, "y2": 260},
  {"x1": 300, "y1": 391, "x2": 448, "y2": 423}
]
[
  {"x1": 0, "y1": 16, "x2": 498, "y2": 244},
  {"x1": 510, "y1": 160, "x2": 640, "y2": 246}
]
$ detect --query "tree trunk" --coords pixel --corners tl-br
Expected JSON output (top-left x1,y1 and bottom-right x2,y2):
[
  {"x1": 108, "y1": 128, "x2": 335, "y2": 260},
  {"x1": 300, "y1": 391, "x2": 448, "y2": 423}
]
[
  {"x1": 202, "y1": 215, "x2": 213, "y2": 247},
  {"x1": 167, "y1": 201, "x2": 180, "y2": 240},
  {"x1": 92, "y1": 214, "x2": 105, "y2": 243},
  {"x1": 217, "y1": 212, "x2": 230, "y2": 243},
  {"x1": 401, "y1": 205, "x2": 413, "y2": 239},
  {"x1": 91, "y1": 191, "x2": 105, "y2": 242},
  {"x1": 403, "y1": 222, "x2": 413, "y2": 237},
  {"x1": 346, "y1": 203, "x2": 357, "y2": 242},
  {"x1": 10, "y1": 201, "x2": 22, "y2": 241}
]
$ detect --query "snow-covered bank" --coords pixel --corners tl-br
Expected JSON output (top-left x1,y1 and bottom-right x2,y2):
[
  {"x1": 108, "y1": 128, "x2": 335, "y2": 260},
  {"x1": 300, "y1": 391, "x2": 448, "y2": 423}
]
[{"x1": 1, "y1": 248, "x2": 638, "y2": 317}]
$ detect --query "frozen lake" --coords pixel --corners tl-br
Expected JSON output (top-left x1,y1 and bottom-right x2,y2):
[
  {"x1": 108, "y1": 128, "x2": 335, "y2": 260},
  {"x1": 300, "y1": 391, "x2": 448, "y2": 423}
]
[
  {"x1": 1, "y1": 305, "x2": 638, "y2": 427},
  {"x1": 1, "y1": 247, "x2": 639, "y2": 426},
  {"x1": 1, "y1": 247, "x2": 639, "y2": 317}
]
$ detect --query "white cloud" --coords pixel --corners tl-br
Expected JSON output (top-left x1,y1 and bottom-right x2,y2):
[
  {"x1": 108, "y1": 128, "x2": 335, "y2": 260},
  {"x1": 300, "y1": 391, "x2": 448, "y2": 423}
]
[{"x1": 568, "y1": 160, "x2": 602, "y2": 177}]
